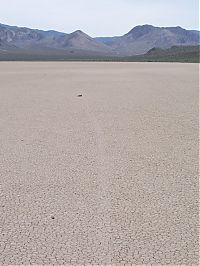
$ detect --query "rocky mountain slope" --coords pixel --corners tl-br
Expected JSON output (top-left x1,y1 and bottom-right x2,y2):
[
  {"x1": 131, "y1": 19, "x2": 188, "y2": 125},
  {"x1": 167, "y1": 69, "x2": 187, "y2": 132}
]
[
  {"x1": 96, "y1": 25, "x2": 199, "y2": 55},
  {"x1": 0, "y1": 23, "x2": 113, "y2": 56},
  {"x1": 0, "y1": 23, "x2": 199, "y2": 56}
]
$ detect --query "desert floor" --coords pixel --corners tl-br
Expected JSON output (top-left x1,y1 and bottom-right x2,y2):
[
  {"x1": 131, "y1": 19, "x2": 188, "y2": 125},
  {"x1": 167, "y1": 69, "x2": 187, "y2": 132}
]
[{"x1": 0, "y1": 62, "x2": 199, "y2": 265}]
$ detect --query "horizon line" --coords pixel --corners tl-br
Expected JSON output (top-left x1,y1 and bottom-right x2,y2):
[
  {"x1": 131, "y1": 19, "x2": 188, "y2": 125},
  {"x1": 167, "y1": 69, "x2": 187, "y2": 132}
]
[{"x1": 0, "y1": 21, "x2": 199, "y2": 38}]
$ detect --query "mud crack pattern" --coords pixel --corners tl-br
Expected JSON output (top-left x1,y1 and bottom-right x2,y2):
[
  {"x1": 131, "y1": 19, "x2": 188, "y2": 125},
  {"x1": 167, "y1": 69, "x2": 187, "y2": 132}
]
[{"x1": 0, "y1": 62, "x2": 199, "y2": 265}]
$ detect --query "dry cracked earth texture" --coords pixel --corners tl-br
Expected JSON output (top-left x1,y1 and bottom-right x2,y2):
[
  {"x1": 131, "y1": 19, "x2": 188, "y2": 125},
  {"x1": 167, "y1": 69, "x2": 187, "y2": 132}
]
[{"x1": 0, "y1": 62, "x2": 199, "y2": 266}]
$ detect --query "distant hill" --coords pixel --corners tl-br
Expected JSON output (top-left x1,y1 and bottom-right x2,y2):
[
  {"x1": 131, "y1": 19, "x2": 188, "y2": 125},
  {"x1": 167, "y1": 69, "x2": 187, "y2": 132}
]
[
  {"x1": 0, "y1": 23, "x2": 199, "y2": 60},
  {"x1": 96, "y1": 25, "x2": 199, "y2": 55},
  {"x1": 0, "y1": 23, "x2": 113, "y2": 56},
  {"x1": 146, "y1": 45, "x2": 199, "y2": 56},
  {"x1": 131, "y1": 45, "x2": 200, "y2": 63}
]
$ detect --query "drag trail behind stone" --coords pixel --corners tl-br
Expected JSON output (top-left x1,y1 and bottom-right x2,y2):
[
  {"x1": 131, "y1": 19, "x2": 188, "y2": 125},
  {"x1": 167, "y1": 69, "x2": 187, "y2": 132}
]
[{"x1": 0, "y1": 62, "x2": 199, "y2": 265}]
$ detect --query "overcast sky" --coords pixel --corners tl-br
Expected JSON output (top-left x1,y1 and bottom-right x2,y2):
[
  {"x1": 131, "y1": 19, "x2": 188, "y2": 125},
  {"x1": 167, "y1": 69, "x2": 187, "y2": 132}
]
[{"x1": 0, "y1": 0, "x2": 199, "y2": 36}]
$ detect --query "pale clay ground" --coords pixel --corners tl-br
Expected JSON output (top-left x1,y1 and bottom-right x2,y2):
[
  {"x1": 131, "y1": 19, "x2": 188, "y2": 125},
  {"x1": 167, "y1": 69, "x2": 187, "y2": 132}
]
[{"x1": 0, "y1": 62, "x2": 199, "y2": 266}]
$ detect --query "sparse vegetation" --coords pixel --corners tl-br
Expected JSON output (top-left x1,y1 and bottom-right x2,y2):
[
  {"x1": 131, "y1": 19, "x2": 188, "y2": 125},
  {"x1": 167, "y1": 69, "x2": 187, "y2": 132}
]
[{"x1": 0, "y1": 45, "x2": 199, "y2": 63}]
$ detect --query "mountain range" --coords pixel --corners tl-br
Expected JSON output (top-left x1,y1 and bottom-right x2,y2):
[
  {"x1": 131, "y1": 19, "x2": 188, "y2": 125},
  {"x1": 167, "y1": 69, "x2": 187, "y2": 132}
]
[{"x1": 0, "y1": 23, "x2": 199, "y2": 57}]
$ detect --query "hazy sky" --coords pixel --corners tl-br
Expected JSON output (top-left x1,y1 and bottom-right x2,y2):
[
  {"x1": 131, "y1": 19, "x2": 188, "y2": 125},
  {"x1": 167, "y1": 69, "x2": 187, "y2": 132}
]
[{"x1": 0, "y1": 0, "x2": 199, "y2": 36}]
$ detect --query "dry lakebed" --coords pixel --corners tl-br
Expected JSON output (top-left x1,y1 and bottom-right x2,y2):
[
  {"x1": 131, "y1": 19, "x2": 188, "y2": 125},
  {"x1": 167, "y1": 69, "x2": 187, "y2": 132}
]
[{"x1": 0, "y1": 62, "x2": 199, "y2": 265}]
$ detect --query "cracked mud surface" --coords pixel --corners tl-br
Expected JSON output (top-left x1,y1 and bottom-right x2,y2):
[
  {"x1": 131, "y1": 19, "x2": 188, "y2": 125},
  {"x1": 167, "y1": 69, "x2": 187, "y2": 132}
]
[{"x1": 0, "y1": 62, "x2": 199, "y2": 265}]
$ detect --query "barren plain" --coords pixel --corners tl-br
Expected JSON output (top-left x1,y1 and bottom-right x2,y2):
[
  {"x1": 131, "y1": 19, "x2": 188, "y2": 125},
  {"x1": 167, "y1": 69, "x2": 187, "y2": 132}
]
[{"x1": 0, "y1": 62, "x2": 199, "y2": 265}]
